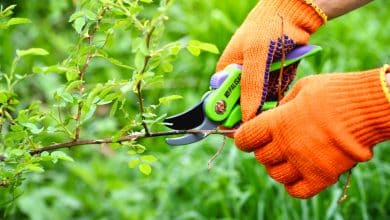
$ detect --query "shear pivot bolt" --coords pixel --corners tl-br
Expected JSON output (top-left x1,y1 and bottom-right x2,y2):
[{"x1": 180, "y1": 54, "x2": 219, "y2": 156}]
[{"x1": 215, "y1": 100, "x2": 226, "y2": 114}]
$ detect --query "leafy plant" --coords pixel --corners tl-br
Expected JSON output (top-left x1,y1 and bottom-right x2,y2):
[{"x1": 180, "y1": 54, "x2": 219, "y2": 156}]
[{"x1": 0, "y1": 0, "x2": 221, "y2": 212}]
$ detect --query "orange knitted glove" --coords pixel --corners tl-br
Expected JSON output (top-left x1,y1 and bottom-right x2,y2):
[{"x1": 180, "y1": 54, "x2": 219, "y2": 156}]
[
  {"x1": 217, "y1": 0, "x2": 327, "y2": 121},
  {"x1": 234, "y1": 66, "x2": 390, "y2": 198}
]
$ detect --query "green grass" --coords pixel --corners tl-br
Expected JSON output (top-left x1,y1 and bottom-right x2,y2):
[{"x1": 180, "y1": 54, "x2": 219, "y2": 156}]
[{"x1": 2, "y1": 0, "x2": 390, "y2": 219}]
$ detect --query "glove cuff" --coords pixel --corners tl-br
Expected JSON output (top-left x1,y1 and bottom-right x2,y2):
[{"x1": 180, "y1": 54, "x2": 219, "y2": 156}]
[
  {"x1": 327, "y1": 65, "x2": 390, "y2": 160},
  {"x1": 250, "y1": 0, "x2": 326, "y2": 34}
]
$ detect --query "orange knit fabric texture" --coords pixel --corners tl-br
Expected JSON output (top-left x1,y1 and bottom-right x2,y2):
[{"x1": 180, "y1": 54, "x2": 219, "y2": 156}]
[
  {"x1": 234, "y1": 66, "x2": 390, "y2": 198},
  {"x1": 217, "y1": 0, "x2": 325, "y2": 121}
]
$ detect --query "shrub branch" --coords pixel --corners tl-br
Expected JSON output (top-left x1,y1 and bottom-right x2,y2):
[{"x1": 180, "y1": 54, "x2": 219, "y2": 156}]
[
  {"x1": 0, "y1": 129, "x2": 236, "y2": 161},
  {"x1": 75, "y1": 5, "x2": 109, "y2": 141},
  {"x1": 136, "y1": 26, "x2": 156, "y2": 136}
]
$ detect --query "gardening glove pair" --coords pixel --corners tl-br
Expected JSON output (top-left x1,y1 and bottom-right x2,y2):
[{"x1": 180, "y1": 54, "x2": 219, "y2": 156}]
[
  {"x1": 217, "y1": 0, "x2": 327, "y2": 121},
  {"x1": 234, "y1": 66, "x2": 390, "y2": 198}
]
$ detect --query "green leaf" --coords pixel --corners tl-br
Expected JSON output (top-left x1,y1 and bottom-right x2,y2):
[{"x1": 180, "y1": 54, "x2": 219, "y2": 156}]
[
  {"x1": 110, "y1": 101, "x2": 118, "y2": 117},
  {"x1": 73, "y1": 17, "x2": 86, "y2": 34},
  {"x1": 10, "y1": 149, "x2": 24, "y2": 156},
  {"x1": 128, "y1": 158, "x2": 140, "y2": 168},
  {"x1": 69, "y1": 11, "x2": 84, "y2": 22},
  {"x1": 33, "y1": 65, "x2": 68, "y2": 74},
  {"x1": 169, "y1": 42, "x2": 183, "y2": 55},
  {"x1": 188, "y1": 40, "x2": 219, "y2": 55},
  {"x1": 142, "y1": 112, "x2": 157, "y2": 118},
  {"x1": 69, "y1": 10, "x2": 97, "y2": 22},
  {"x1": 10, "y1": 124, "x2": 23, "y2": 131},
  {"x1": 59, "y1": 92, "x2": 74, "y2": 103},
  {"x1": 162, "y1": 62, "x2": 173, "y2": 73},
  {"x1": 0, "y1": 92, "x2": 8, "y2": 104},
  {"x1": 51, "y1": 151, "x2": 74, "y2": 162},
  {"x1": 81, "y1": 104, "x2": 97, "y2": 123},
  {"x1": 1, "y1": 5, "x2": 17, "y2": 17},
  {"x1": 127, "y1": 150, "x2": 137, "y2": 155},
  {"x1": 192, "y1": 40, "x2": 219, "y2": 54},
  {"x1": 159, "y1": 95, "x2": 182, "y2": 105},
  {"x1": 83, "y1": 9, "x2": 97, "y2": 21},
  {"x1": 138, "y1": 163, "x2": 152, "y2": 175},
  {"x1": 66, "y1": 68, "x2": 80, "y2": 81},
  {"x1": 140, "y1": 0, "x2": 153, "y2": 3},
  {"x1": 96, "y1": 55, "x2": 134, "y2": 70},
  {"x1": 134, "y1": 144, "x2": 146, "y2": 154},
  {"x1": 26, "y1": 164, "x2": 44, "y2": 173},
  {"x1": 16, "y1": 48, "x2": 49, "y2": 57},
  {"x1": 6, "y1": 18, "x2": 31, "y2": 27},
  {"x1": 141, "y1": 155, "x2": 157, "y2": 163},
  {"x1": 187, "y1": 45, "x2": 200, "y2": 56},
  {"x1": 16, "y1": 110, "x2": 29, "y2": 123},
  {"x1": 112, "y1": 20, "x2": 130, "y2": 29},
  {"x1": 132, "y1": 37, "x2": 148, "y2": 55},
  {"x1": 66, "y1": 80, "x2": 83, "y2": 92},
  {"x1": 20, "y1": 122, "x2": 44, "y2": 134},
  {"x1": 134, "y1": 52, "x2": 145, "y2": 70}
]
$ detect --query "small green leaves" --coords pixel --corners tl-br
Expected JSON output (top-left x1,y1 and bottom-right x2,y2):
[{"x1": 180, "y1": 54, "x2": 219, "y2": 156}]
[
  {"x1": 138, "y1": 163, "x2": 151, "y2": 175},
  {"x1": 0, "y1": 91, "x2": 8, "y2": 104},
  {"x1": 0, "y1": 4, "x2": 17, "y2": 18},
  {"x1": 0, "y1": 5, "x2": 31, "y2": 29},
  {"x1": 26, "y1": 164, "x2": 45, "y2": 173},
  {"x1": 187, "y1": 40, "x2": 219, "y2": 56},
  {"x1": 6, "y1": 18, "x2": 31, "y2": 27},
  {"x1": 69, "y1": 9, "x2": 97, "y2": 34},
  {"x1": 16, "y1": 48, "x2": 49, "y2": 57},
  {"x1": 65, "y1": 67, "x2": 79, "y2": 81},
  {"x1": 127, "y1": 142, "x2": 157, "y2": 176},
  {"x1": 32, "y1": 65, "x2": 68, "y2": 75},
  {"x1": 73, "y1": 17, "x2": 86, "y2": 34},
  {"x1": 159, "y1": 95, "x2": 182, "y2": 105},
  {"x1": 51, "y1": 151, "x2": 74, "y2": 163},
  {"x1": 187, "y1": 44, "x2": 201, "y2": 56},
  {"x1": 162, "y1": 62, "x2": 173, "y2": 73},
  {"x1": 128, "y1": 158, "x2": 140, "y2": 168},
  {"x1": 140, "y1": 155, "x2": 157, "y2": 163},
  {"x1": 0, "y1": 0, "x2": 226, "y2": 201}
]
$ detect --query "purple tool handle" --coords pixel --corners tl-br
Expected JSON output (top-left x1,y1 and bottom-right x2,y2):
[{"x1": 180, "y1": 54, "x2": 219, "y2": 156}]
[
  {"x1": 209, "y1": 45, "x2": 316, "y2": 89},
  {"x1": 210, "y1": 64, "x2": 242, "y2": 89},
  {"x1": 286, "y1": 45, "x2": 317, "y2": 60}
]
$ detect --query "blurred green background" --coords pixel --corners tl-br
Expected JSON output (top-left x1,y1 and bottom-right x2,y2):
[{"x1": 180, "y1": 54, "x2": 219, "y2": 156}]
[{"x1": 1, "y1": 0, "x2": 390, "y2": 219}]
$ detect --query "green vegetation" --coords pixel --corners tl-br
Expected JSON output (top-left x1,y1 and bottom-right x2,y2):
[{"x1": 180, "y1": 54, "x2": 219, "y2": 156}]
[{"x1": 0, "y1": 0, "x2": 389, "y2": 219}]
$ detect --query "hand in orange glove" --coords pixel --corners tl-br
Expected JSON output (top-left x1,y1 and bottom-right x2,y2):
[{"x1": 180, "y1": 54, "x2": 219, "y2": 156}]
[
  {"x1": 234, "y1": 65, "x2": 390, "y2": 198},
  {"x1": 217, "y1": 0, "x2": 327, "y2": 122}
]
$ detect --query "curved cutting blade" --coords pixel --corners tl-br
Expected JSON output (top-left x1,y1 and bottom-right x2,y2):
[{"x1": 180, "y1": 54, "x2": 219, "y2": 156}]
[
  {"x1": 164, "y1": 100, "x2": 205, "y2": 130},
  {"x1": 165, "y1": 117, "x2": 218, "y2": 146}
]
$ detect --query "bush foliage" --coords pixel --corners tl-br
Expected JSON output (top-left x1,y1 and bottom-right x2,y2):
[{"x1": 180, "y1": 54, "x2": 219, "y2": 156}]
[{"x1": 0, "y1": 0, "x2": 390, "y2": 219}]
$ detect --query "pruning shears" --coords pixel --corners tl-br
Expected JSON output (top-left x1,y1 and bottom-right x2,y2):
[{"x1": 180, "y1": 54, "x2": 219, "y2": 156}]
[{"x1": 164, "y1": 45, "x2": 322, "y2": 146}]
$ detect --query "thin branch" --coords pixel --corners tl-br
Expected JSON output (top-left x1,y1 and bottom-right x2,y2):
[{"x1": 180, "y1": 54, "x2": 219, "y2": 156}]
[
  {"x1": 23, "y1": 129, "x2": 236, "y2": 156},
  {"x1": 74, "y1": 5, "x2": 109, "y2": 141},
  {"x1": 277, "y1": 14, "x2": 286, "y2": 103},
  {"x1": 145, "y1": 26, "x2": 155, "y2": 48},
  {"x1": 338, "y1": 169, "x2": 353, "y2": 204},
  {"x1": 136, "y1": 26, "x2": 156, "y2": 136}
]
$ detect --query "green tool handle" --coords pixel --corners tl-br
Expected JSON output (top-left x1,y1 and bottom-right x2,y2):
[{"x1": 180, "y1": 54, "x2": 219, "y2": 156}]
[{"x1": 205, "y1": 45, "x2": 322, "y2": 128}]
